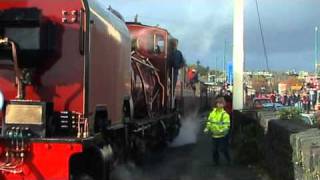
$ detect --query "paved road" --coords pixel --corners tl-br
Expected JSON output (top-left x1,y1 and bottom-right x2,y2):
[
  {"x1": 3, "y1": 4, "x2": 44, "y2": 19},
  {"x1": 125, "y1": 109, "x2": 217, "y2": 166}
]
[{"x1": 111, "y1": 114, "x2": 271, "y2": 180}]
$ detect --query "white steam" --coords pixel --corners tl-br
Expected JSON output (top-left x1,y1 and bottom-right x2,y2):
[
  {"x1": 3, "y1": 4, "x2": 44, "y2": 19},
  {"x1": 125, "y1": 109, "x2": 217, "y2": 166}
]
[
  {"x1": 170, "y1": 113, "x2": 201, "y2": 147},
  {"x1": 110, "y1": 162, "x2": 145, "y2": 180}
]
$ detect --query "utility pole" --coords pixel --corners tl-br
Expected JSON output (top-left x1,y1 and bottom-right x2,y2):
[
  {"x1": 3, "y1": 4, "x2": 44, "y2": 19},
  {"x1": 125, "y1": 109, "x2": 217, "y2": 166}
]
[
  {"x1": 215, "y1": 57, "x2": 218, "y2": 71},
  {"x1": 223, "y1": 40, "x2": 227, "y2": 82},
  {"x1": 215, "y1": 57, "x2": 218, "y2": 83},
  {"x1": 134, "y1": 14, "x2": 138, "y2": 23},
  {"x1": 315, "y1": 26, "x2": 318, "y2": 77},
  {"x1": 196, "y1": 60, "x2": 200, "y2": 71},
  {"x1": 233, "y1": 0, "x2": 244, "y2": 110}
]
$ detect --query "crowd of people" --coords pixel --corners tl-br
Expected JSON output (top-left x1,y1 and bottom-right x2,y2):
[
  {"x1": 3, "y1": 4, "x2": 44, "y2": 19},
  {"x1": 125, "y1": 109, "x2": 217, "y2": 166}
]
[{"x1": 256, "y1": 90, "x2": 318, "y2": 113}]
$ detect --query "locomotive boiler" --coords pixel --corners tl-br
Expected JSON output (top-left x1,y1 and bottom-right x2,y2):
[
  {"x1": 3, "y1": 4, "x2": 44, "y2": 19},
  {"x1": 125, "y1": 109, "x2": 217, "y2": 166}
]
[{"x1": 0, "y1": 0, "x2": 208, "y2": 180}]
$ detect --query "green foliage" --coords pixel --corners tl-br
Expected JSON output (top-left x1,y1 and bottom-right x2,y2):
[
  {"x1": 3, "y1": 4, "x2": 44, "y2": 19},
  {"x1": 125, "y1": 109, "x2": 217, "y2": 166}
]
[{"x1": 278, "y1": 107, "x2": 302, "y2": 121}]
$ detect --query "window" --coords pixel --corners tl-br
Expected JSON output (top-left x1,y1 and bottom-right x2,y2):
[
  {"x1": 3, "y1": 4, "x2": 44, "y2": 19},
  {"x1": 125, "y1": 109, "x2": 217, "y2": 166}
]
[
  {"x1": 145, "y1": 34, "x2": 154, "y2": 53},
  {"x1": 154, "y1": 34, "x2": 165, "y2": 54},
  {"x1": 145, "y1": 33, "x2": 165, "y2": 54}
]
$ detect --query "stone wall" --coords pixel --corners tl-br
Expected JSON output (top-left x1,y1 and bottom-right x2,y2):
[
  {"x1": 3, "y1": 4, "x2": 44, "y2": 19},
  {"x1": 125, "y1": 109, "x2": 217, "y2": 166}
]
[
  {"x1": 232, "y1": 110, "x2": 265, "y2": 164},
  {"x1": 264, "y1": 120, "x2": 309, "y2": 180},
  {"x1": 233, "y1": 110, "x2": 319, "y2": 180}
]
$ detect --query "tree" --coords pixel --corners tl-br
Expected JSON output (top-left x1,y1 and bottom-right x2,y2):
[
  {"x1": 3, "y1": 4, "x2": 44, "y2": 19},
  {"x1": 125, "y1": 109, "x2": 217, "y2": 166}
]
[{"x1": 251, "y1": 76, "x2": 268, "y2": 93}]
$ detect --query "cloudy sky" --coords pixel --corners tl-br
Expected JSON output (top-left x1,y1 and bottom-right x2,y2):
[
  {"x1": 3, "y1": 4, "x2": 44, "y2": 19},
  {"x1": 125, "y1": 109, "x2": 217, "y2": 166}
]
[{"x1": 106, "y1": 0, "x2": 320, "y2": 72}]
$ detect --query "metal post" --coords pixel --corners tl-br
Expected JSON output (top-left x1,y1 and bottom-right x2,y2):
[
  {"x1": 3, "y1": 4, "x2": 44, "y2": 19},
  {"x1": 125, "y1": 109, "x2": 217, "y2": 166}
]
[
  {"x1": 224, "y1": 40, "x2": 227, "y2": 82},
  {"x1": 315, "y1": 26, "x2": 318, "y2": 76},
  {"x1": 215, "y1": 56, "x2": 218, "y2": 71},
  {"x1": 171, "y1": 68, "x2": 174, "y2": 109},
  {"x1": 233, "y1": 0, "x2": 244, "y2": 110},
  {"x1": 215, "y1": 57, "x2": 218, "y2": 83}
]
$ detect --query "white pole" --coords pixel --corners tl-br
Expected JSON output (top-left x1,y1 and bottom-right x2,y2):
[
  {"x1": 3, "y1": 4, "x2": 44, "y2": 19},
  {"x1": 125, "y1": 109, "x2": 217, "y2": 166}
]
[{"x1": 233, "y1": 0, "x2": 244, "y2": 110}]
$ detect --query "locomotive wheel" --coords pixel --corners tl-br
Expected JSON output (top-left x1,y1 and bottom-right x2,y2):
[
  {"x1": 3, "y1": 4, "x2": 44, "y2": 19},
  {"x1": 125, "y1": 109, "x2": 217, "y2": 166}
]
[
  {"x1": 173, "y1": 113, "x2": 182, "y2": 138},
  {"x1": 70, "y1": 146, "x2": 111, "y2": 180},
  {"x1": 167, "y1": 113, "x2": 181, "y2": 142}
]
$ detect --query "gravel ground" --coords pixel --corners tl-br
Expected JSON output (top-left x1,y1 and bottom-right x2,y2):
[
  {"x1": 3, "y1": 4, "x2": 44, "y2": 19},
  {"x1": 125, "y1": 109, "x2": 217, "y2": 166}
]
[{"x1": 111, "y1": 114, "x2": 272, "y2": 180}]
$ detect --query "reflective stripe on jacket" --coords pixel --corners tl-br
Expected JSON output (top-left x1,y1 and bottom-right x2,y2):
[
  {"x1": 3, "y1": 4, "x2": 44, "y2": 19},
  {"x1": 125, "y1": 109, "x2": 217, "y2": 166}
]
[{"x1": 205, "y1": 108, "x2": 230, "y2": 138}]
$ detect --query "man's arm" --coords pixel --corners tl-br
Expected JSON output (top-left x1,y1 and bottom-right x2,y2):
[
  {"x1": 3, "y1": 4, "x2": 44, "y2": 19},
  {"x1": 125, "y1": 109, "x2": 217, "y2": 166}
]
[{"x1": 178, "y1": 50, "x2": 186, "y2": 68}]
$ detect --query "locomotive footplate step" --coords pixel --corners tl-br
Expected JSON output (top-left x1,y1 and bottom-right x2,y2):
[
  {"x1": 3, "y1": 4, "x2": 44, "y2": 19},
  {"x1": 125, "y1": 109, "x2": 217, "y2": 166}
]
[{"x1": 130, "y1": 113, "x2": 177, "y2": 126}]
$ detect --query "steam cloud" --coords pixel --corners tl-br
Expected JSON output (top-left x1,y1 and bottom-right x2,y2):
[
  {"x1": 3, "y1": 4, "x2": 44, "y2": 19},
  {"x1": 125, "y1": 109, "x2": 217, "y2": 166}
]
[
  {"x1": 110, "y1": 162, "x2": 145, "y2": 180},
  {"x1": 170, "y1": 113, "x2": 202, "y2": 147}
]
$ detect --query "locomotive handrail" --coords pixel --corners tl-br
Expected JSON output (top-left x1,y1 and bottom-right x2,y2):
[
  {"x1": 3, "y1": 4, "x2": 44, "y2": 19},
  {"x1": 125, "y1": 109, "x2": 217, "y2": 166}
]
[
  {"x1": 0, "y1": 38, "x2": 24, "y2": 99},
  {"x1": 131, "y1": 51, "x2": 165, "y2": 114},
  {"x1": 132, "y1": 59, "x2": 150, "y2": 116},
  {"x1": 0, "y1": 38, "x2": 22, "y2": 79},
  {"x1": 79, "y1": 9, "x2": 85, "y2": 55},
  {"x1": 131, "y1": 55, "x2": 159, "y2": 71}
]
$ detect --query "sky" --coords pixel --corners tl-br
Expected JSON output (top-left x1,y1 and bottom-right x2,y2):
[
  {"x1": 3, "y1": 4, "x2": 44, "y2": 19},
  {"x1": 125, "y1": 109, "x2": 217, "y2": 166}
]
[{"x1": 106, "y1": 0, "x2": 320, "y2": 72}]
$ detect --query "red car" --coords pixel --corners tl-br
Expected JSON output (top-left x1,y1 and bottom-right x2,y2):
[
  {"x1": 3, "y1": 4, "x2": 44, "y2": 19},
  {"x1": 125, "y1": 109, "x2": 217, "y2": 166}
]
[{"x1": 252, "y1": 98, "x2": 272, "y2": 109}]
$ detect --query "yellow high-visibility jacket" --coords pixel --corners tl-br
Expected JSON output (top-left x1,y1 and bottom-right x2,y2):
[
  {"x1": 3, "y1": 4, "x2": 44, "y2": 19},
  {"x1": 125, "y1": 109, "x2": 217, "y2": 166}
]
[{"x1": 204, "y1": 108, "x2": 230, "y2": 138}]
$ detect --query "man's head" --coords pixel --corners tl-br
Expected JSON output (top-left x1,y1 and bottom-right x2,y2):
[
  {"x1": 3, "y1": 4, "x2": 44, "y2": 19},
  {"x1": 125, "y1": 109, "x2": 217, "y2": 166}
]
[{"x1": 171, "y1": 38, "x2": 178, "y2": 49}]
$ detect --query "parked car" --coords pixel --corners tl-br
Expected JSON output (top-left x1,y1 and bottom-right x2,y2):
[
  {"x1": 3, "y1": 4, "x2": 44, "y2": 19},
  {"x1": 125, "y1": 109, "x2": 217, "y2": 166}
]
[
  {"x1": 300, "y1": 113, "x2": 316, "y2": 126},
  {"x1": 252, "y1": 98, "x2": 272, "y2": 109}
]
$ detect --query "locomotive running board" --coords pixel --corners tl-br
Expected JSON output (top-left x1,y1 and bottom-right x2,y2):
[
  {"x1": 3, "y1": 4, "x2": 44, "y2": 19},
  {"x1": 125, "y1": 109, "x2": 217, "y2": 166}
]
[{"x1": 130, "y1": 112, "x2": 177, "y2": 126}]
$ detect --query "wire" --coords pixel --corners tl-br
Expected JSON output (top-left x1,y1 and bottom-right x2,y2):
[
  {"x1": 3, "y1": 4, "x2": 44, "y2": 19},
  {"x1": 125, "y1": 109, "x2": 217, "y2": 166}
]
[{"x1": 255, "y1": 0, "x2": 270, "y2": 72}]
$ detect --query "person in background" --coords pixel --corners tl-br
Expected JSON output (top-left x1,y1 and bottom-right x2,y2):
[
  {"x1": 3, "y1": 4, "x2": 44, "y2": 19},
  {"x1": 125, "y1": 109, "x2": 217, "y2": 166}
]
[
  {"x1": 282, "y1": 93, "x2": 288, "y2": 105},
  {"x1": 312, "y1": 90, "x2": 317, "y2": 110},
  {"x1": 293, "y1": 93, "x2": 297, "y2": 106},
  {"x1": 190, "y1": 69, "x2": 198, "y2": 84},
  {"x1": 204, "y1": 97, "x2": 231, "y2": 166},
  {"x1": 315, "y1": 91, "x2": 318, "y2": 110},
  {"x1": 288, "y1": 94, "x2": 292, "y2": 106},
  {"x1": 224, "y1": 92, "x2": 233, "y2": 115},
  {"x1": 276, "y1": 94, "x2": 281, "y2": 103},
  {"x1": 307, "y1": 92, "x2": 311, "y2": 113},
  {"x1": 302, "y1": 92, "x2": 308, "y2": 113},
  {"x1": 270, "y1": 93, "x2": 276, "y2": 103},
  {"x1": 224, "y1": 92, "x2": 233, "y2": 143},
  {"x1": 297, "y1": 93, "x2": 301, "y2": 109},
  {"x1": 187, "y1": 68, "x2": 194, "y2": 86},
  {"x1": 187, "y1": 68, "x2": 198, "y2": 93}
]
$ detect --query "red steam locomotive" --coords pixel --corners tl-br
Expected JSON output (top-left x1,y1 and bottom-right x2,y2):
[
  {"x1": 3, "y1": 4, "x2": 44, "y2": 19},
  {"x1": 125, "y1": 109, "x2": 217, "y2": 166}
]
[{"x1": 0, "y1": 1, "x2": 209, "y2": 179}]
